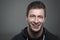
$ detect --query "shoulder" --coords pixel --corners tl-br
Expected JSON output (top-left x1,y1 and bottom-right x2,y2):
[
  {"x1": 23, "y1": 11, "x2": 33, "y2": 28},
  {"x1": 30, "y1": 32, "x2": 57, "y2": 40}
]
[
  {"x1": 12, "y1": 32, "x2": 23, "y2": 40},
  {"x1": 12, "y1": 27, "x2": 27, "y2": 40},
  {"x1": 45, "y1": 29, "x2": 59, "y2": 40}
]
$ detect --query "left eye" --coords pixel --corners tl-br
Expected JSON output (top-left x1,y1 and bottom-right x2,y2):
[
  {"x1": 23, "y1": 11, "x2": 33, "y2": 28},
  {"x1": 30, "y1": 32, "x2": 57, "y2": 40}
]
[{"x1": 38, "y1": 16, "x2": 43, "y2": 18}]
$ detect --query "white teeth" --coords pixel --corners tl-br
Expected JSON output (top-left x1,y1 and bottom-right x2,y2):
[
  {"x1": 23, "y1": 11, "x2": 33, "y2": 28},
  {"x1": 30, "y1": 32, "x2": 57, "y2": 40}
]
[
  {"x1": 34, "y1": 25, "x2": 39, "y2": 27},
  {"x1": 33, "y1": 24, "x2": 39, "y2": 27}
]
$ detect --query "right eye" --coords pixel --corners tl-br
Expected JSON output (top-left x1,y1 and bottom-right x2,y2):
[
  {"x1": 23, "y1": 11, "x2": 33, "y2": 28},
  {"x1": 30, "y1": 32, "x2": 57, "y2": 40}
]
[{"x1": 30, "y1": 15, "x2": 35, "y2": 18}]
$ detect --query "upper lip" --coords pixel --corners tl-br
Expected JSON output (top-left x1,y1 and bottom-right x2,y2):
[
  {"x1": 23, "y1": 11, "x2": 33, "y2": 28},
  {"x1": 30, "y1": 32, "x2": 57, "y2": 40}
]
[{"x1": 32, "y1": 23, "x2": 40, "y2": 26}]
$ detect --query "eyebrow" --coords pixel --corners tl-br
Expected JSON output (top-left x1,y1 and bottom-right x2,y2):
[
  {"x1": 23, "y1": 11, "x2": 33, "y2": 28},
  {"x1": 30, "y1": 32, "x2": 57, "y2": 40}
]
[
  {"x1": 38, "y1": 15, "x2": 43, "y2": 18},
  {"x1": 30, "y1": 14, "x2": 35, "y2": 17}
]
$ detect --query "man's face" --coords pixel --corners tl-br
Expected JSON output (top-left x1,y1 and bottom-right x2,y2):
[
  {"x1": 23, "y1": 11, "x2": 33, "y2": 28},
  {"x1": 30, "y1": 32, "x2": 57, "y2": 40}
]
[{"x1": 26, "y1": 9, "x2": 45, "y2": 32}]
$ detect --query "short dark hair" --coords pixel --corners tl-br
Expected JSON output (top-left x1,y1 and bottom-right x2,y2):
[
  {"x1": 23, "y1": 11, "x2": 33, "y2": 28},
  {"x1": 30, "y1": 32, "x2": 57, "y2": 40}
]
[{"x1": 26, "y1": 1, "x2": 46, "y2": 17}]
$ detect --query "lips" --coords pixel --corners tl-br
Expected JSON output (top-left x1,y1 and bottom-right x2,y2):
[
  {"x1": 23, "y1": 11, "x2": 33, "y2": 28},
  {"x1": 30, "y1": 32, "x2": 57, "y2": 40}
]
[{"x1": 32, "y1": 23, "x2": 40, "y2": 29}]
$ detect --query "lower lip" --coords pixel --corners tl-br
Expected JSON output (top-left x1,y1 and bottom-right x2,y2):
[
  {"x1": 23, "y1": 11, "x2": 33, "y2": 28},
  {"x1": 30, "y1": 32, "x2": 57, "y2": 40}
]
[{"x1": 33, "y1": 25, "x2": 39, "y2": 29}]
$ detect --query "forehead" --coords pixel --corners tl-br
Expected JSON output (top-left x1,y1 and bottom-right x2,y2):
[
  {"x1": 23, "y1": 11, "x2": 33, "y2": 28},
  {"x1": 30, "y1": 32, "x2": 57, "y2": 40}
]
[{"x1": 29, "y1": 9, "x2": 45, "y2": 16}]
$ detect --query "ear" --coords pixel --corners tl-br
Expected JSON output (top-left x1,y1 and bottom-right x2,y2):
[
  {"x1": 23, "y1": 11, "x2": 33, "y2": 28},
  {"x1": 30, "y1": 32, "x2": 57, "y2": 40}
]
[
  {"x1": 43, "y1": 17, "x2": 46, "y2": 23},
  {"x1": 26, "y1": 16, "x2": 28, "y2": 21}
]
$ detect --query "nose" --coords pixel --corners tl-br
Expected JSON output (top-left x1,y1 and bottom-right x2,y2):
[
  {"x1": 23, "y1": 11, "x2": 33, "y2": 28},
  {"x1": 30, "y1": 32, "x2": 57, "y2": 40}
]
[{"x1": 35, "y1": 17, "x2": 39, "y2": 23}]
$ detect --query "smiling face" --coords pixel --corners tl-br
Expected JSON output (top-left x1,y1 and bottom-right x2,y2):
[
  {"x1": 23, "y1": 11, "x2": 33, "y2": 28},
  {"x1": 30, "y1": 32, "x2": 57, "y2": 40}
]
[{"x1": 26, "y1": 9, "x2": 45, "y2": 32}]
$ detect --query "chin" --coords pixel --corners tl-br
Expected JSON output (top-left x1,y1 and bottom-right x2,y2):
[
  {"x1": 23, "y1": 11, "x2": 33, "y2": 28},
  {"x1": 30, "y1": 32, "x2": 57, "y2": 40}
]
[
  {"x1": 29, "y1": 23, "x2": 43, "y2": 32},
  {"x1": 32, "y1": 28, "x2": 40, "y2": 32},
  {"x1": 31, "y1": 25, "x2": 42, "y2": 32}
]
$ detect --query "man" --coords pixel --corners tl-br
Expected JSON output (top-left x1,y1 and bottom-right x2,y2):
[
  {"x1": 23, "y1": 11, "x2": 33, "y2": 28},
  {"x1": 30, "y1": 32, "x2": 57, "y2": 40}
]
[{"x1": 12, "y1": 1, "x2": 59, "y2": 40}]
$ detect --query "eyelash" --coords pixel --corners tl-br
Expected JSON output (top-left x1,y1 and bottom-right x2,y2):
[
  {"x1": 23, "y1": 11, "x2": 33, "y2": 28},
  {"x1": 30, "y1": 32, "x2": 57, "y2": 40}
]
[
  {"x1": 30, "y1": 16, "x2": 43, "y2": 18},
  {"x1": 30, "y1": 15, "x2": 35, "y2": 17},
  {"x1": 38, "y1": 16, "x2": 43, "y2": 18}
]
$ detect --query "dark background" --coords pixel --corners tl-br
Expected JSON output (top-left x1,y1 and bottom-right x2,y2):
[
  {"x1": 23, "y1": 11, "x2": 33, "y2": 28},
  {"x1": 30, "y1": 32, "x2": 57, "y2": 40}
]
[{"x1": 0, "y1": 0, "x2": 60, "y2": 40}]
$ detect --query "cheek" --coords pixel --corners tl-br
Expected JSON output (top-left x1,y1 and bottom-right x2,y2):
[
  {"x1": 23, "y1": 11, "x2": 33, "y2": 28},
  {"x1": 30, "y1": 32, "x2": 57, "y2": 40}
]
[
  {"x1": 39, "y1": 18, "x2": 45, "y2": 23},
  {"x1": 28, "y1": 18, "x2": 35, "y2": 22}
]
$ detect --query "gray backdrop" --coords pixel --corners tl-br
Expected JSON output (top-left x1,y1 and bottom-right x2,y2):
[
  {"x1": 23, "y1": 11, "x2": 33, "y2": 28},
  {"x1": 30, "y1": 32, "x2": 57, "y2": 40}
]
[{"x1": 0, "y1": 0, "x2": 60, "y2": 40}]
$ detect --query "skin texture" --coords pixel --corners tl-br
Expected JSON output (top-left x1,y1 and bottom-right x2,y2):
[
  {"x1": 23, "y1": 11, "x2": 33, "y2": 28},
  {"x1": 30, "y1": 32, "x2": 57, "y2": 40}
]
[{"x1": 26, "y1": 9, "x2": 46, "y2": 38}]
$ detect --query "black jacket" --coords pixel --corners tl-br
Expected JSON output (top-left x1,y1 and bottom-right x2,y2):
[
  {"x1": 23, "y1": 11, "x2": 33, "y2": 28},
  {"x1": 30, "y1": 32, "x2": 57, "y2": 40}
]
[{"x1": 12, "y1": 27, "x2": 59, "y2": 40}]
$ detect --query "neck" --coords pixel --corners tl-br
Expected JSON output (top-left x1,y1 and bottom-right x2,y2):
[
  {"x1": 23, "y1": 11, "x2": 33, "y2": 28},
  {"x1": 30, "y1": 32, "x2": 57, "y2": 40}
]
[{"x1": 27, "y1": 26, "x2": 43, "y2": 38}]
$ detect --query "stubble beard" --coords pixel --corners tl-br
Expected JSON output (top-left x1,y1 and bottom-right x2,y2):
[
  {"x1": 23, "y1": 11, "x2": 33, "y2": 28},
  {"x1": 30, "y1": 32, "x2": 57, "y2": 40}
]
[{"x1": 27, "y1": 23, "x2": 43, "y2": 38}]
